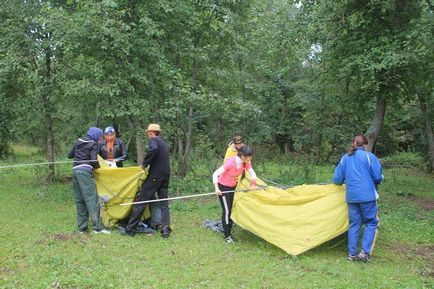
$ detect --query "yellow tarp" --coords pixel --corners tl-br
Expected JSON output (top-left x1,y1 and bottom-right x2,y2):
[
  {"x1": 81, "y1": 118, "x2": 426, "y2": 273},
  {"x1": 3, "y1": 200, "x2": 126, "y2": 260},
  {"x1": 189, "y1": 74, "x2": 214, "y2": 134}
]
[
  {"x1": 93, "y1": 158, "x2": 348, "y2": 254},
  {"x1": 232, "y1": 179, "x2": 348, "y2": 255},
  {"x1": 94, "y1": 159, "x2": 149, "y2": 227}
]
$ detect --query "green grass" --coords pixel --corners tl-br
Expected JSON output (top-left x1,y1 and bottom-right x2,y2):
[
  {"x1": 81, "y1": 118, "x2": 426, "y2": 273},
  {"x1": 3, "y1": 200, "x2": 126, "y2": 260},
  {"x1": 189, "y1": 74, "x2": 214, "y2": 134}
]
[{"x1": 0, "y1": 153, "x2": 433, "y2": 288}]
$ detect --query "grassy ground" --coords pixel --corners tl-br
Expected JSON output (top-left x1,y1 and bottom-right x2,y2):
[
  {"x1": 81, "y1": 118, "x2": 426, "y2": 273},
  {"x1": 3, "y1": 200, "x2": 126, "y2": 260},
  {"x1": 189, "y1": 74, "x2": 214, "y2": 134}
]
[{"x1": 0, "y1": 151, "x2": 433, "y2": 288}]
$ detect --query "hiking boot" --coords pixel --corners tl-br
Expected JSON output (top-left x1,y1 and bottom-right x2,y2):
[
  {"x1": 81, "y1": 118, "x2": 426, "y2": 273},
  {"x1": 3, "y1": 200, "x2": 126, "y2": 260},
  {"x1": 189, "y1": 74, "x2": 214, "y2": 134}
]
[
  {"x1": 93, "y1": 229, "x2": 111, "y2": 235},
  {"x1": 161, "y1": 227, "x2": 171, "y2": 238},
  {"x1": 355, "y1": 251, "x2": 370, "y2": 262},
  {"x1": 347, "y1": 254, "x2": 357, "y2": 261},
  {"x1": 135, "y1": 222, "x2": 155, "y2": 234},
  {"x1": 224, "y1": 236, "x2": 235, "y2": 244},
  {"x1": 119, "y1": 227, "x2": 135, "y2": 237}
]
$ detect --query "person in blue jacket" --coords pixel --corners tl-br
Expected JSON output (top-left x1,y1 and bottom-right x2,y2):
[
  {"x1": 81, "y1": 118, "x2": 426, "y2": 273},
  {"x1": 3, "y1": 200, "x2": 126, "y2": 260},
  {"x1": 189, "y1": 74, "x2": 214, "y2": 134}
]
[{"x1": 333, "y1": 134, "x2": 383, "y2": 262}]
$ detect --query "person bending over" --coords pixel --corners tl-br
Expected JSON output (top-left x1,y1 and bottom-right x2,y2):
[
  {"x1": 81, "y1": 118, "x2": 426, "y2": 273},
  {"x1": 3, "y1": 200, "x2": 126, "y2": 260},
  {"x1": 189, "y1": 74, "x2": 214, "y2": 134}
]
[{"x1": 213, "y1": 145, "x2": 257, "y2": 243}]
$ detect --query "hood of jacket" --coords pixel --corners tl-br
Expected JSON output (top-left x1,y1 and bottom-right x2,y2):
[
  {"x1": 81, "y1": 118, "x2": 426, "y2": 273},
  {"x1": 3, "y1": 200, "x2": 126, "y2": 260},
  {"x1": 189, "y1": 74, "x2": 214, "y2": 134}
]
[{"x1": 86, "y1": 127, "x2": 103, "y2": 142}]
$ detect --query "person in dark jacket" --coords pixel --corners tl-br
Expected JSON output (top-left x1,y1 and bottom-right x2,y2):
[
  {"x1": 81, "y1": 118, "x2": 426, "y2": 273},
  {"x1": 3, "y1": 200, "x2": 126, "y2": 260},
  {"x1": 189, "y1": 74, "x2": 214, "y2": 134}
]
[
  {"x1": 99, "y1": 126, "x2": 127, "y2": 167},
  {"x1": 333, "y1": 134, "x2": 383, "y2": 262},
  {"x1": 123, "y1": 123, "x2": 171, "y2": 238},
  {"x1": 68, "y1": 127, "x2": 110, "y2": 234}
]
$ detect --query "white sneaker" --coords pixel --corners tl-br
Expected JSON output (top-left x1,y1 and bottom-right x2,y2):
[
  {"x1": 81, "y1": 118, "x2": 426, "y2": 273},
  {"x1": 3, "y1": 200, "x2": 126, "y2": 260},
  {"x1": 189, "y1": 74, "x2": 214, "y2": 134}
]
[
  {"x1": 93, "y1": 229, "x2": 111, "y2": 234},
  {"x1": 224, "y1": 236, "x2": 235, "y2": 243}
]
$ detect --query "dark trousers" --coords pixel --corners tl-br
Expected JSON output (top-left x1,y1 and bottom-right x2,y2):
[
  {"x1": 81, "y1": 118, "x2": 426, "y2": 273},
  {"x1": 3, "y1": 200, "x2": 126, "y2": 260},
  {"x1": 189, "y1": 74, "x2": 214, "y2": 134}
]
[
  {"x1": 72, "y1": 169, "x2": 102, "y2": 231},
  {"x1": 126, "y1": 177, "x2": 170, "y2": 232},
  {"x1": 218, "y1": 183, "x2": 236, "y2": 238}
]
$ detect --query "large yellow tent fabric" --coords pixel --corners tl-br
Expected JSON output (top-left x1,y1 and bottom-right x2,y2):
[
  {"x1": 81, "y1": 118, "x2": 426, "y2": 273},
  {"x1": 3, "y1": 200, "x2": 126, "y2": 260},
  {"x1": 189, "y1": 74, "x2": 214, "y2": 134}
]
[
  {"x1": 93, "y1": 158, "x2": 349, "y2": 255},
  {"x1": 94, "y1": 158, "x2": 149, "y2": 227},
  {"x1": 232, "y1": 179, "x2": 348, "y2": 255}
]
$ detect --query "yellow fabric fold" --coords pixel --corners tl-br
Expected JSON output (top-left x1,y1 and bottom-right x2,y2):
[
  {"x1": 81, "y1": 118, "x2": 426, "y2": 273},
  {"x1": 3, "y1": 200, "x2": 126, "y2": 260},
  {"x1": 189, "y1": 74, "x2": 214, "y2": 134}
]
[
  {"x1": 232, "y1": 179, "x2": 348, "y2": 255},
  {"x1": 94, "y1": 157, "x2": 149, "y2": 227}
]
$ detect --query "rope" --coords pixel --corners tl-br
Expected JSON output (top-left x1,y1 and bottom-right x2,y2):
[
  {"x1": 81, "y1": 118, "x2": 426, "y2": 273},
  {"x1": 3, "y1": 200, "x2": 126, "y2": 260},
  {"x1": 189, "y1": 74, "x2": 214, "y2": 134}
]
[
  {"x1": 260, "y1": 177, "x2": 295, "y2": 188},
  {"x1": 118, "y1": 187, "x2": 265, "y2": 207},
  {"x1": 0, "y1": 159, "x2": 99, "y2": 169}
]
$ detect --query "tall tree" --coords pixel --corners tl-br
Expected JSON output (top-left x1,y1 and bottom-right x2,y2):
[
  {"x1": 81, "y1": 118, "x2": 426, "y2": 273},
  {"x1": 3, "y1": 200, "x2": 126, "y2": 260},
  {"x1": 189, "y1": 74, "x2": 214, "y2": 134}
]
[
  {"x1": 1, "y1": 0, "x2": 69, "y2": 179},
  {"x1": 304, "y1": 0, "x2": 426, "y2": 151}
]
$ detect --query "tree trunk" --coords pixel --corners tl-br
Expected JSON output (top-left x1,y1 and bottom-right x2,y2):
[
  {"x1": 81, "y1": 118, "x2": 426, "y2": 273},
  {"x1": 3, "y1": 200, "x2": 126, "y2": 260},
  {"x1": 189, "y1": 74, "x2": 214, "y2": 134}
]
[
  {"x1": 418, "y1": 93, "x2": 434, "y2": 171},
  {"x1": 271, "y1": 132, "x2": 277, "y2": 146},
  {"x1": 43, "y1": 45, "x2": 55, "y2": 182},
  {"x1": 135, "y1": 119, "x2": 145, "y2": 166},
  {"x1": 44, "y1": 106, "x2": 55, "y2": 181},
  {"x1": 128, "y1": 117, "x2": 144, "y2": 166},
  {"x1": 315, "y1": 93, "x2": 325, "y2": 164},
  {"x1": 284, "y1": 136, "x2": 294, "y2": 154},
  {"x1": 179, "y1": 105, "x2": 193, "y2": 176},
  {"x1": 177, "y1": 135, "x2": 184, "y2": 175},
  {"x1": 365, "y1": 97, "x2": 386, "y2": 152}
]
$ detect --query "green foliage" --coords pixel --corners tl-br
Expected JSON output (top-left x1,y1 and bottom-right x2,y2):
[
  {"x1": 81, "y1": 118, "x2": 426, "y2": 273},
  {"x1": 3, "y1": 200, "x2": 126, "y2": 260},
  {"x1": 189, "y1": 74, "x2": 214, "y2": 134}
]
[
  {"x1": 382, "y1": 151, "x2": 425, "y2": 169},
  {"x1": 0, "y1": 96, "x2": 13, "y2": 159},
  {"x1": 0, "y1": 0, "x2": 433, "y2": 174}
]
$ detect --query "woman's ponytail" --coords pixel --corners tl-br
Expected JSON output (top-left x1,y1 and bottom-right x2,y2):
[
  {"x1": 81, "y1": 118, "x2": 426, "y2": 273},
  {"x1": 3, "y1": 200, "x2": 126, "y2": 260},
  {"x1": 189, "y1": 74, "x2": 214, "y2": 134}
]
[{"x1": 348, "y1": 134, "x2": 368, "y2": 155}]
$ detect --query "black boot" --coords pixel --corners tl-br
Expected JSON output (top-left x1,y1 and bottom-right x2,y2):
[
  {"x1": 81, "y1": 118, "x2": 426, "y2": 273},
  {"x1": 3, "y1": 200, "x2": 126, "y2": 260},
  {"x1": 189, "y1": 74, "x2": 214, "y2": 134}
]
[{"x1": 161, "y1": 227, "x2": 171, "y2": 238}]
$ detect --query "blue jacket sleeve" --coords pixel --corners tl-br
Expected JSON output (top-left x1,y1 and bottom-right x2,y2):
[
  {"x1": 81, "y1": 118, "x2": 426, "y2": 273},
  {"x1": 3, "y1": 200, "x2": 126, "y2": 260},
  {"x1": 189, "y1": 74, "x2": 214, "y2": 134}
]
[
  {"x1": 369, "y1": 153, "x2": 383, "y2": 184},
  {"x1": 332, "y1": 157, "x2": 345, "y2": 185}
]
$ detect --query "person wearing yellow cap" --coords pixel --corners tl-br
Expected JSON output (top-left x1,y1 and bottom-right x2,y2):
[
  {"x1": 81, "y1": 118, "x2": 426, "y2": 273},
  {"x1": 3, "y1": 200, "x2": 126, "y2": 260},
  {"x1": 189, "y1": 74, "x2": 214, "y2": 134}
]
[{"x1": 123, "y1": 124, "x2": 172, "y2": 238}]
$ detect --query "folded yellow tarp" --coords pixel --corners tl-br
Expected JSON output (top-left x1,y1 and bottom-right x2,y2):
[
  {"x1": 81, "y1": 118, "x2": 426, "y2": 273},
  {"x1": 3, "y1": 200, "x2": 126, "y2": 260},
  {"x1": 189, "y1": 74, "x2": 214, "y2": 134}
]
[
  {"x1": 232, "y1": 180, "x2": 348, "y2": 255},
  {"x1": 94, "y1": 159, "x2": 149, "y2": 227}
]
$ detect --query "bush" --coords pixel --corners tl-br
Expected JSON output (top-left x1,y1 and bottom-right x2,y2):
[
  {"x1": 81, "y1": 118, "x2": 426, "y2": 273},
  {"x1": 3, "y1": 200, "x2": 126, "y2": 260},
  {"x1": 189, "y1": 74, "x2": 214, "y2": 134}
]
[{"x1": 381, "y1": 152, "x2": 425, "y2": 169}]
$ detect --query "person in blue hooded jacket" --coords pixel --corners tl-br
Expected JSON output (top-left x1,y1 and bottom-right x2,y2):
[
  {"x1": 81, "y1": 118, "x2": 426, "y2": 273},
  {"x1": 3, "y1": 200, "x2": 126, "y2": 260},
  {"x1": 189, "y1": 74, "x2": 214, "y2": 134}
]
[
  {"x1": 68, "y1": 127, "x2": 110, "y2": 234},
  {"x1": 333, "y1": 134, "x2": 383, "y2": 262}
]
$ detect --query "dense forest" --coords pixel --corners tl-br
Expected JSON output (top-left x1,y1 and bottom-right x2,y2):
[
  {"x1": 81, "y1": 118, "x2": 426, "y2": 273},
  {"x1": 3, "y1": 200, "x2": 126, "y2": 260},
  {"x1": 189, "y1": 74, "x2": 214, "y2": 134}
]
[{"x1": 1, "y1": 0, "x2": 433, "y2": 178}]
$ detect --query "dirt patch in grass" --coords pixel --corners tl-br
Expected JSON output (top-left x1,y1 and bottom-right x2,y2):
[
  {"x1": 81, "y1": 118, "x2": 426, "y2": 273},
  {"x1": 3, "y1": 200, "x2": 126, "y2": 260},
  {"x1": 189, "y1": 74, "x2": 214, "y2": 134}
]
[
  {"x1": 52, "y1": 233, "x2": 80, "y2": 241},
  {"x1": 0, "y1": 267, "x2": 16, "y2": 275},
  {"x1": 416, "y1": 245, "x2": 434, "y2": 278},
  {"x1": 55, "y1": 175, "x2": 72, "y2": 184},
  {"x1": 392, "y1": 243, "x2": 434, "y2": 258},
  {"x1": 391, "y1": 243, "x2": 434, "y2": 277},
  {"x1": 404, "y1": 195, "x2": 434, "y2": 211},
  {"x1": 36, "y1": 232, "x2": 90, "y2": 245}
]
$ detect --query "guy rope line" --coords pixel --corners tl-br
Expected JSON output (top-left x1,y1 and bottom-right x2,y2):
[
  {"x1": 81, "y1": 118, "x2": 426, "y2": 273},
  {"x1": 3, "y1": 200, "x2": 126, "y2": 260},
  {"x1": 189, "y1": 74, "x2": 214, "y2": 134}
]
[
  {"x1": 0, "y1": 159, "x2": 98, "y2": 169},
  {"x1": 117, "y1": 187, "x2": 268, "y2": 207}
]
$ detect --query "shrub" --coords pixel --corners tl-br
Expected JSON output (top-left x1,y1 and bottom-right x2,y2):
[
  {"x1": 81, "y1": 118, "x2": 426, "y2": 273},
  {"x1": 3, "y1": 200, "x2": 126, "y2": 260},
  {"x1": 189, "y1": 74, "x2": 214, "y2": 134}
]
[{"x1": 381, "y1": 152, "x2": 425, "y2": 169}]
